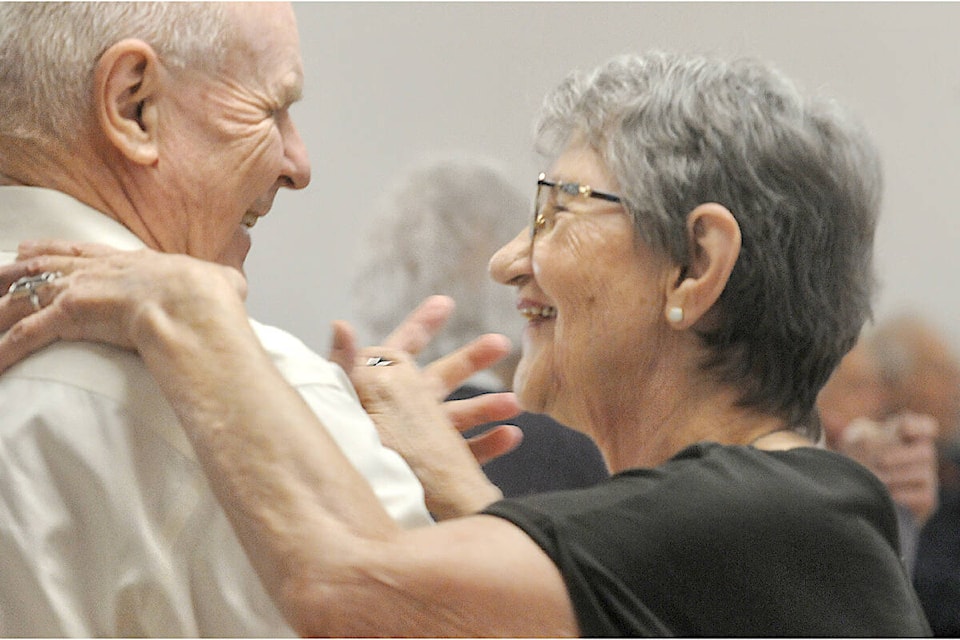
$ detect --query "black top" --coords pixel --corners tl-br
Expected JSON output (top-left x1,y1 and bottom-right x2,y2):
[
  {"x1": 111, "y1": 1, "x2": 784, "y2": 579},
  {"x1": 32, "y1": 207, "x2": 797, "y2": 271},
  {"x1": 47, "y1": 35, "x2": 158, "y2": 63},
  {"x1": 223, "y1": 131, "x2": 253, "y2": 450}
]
[
  {"x1": 914, "y1": 448, "x2": 960, "y2": 636},
  {"x1": 453, "y1": 385, "x2": 609, "y2": 497},
  {"x1": 484, "y1": 442, "x2": 931, "y2": 637}
]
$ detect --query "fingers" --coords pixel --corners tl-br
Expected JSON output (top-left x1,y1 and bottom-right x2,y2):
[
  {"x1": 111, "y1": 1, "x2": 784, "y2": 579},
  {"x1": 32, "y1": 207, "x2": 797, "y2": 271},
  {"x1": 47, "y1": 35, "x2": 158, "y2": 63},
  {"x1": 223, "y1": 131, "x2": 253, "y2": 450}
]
[
  {"x1": 465, "y1": 424, "x2": 524, "y2": 466},
  {"x1": 896, "y1": 492, "x2": 939, "y2": 525},
  {"x1": 0, "y1": 305, "x2": 64, "y2": 373},
  {"x1": 443, "y1": 393, "x2": 520, "y2": 434},
  {"x1": 0, "y1": 268, "x2": 68, "y2": 333},
  {"x1": 841, "y1": 417, "x2": 882, "y2": 446},
  {"x1": 0, "y1": 256, "x2": 75, "y2": 294},
  {"x1": 4, "y1": 239, "x2": 133, "y2": 288},
  {"x1": 354, "y1": 295, "x2": 511, "y2": 402},
  {"x1": 425, "y1": 333, "x2": 513, "y2": 397},
  {"x1": 891, "y1": 412, "x2": 939, "y2": 442},
  {"x1": 17, "y1": 239, "x2": 121, "y2": 260},
  {"x1": 382, "y1": 295, "x2": 455, "y2": 356},
  {"x1": 0, "y1": 248, "x2": 250, "y2": 377},
  {"x1": 328, "y1": 320, "x2": 359, "y2": 373},
  {"x1": 863, "y1": 427, "x2": 939, "y2": 524},
  {"x1": 883, "y1": 475, "x2": 939, "y2": 524}
]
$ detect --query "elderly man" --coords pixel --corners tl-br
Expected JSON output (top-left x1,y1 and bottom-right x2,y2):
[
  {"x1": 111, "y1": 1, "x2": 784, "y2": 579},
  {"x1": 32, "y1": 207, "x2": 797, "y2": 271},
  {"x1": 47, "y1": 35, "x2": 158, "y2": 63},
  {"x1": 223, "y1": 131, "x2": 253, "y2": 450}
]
[
  {"x1": 872, "y1": 315, "x2": 960, "y2": 636},
  {"x1": 816, "y1": 335, "x2": 939, "y2": 576},
  {"x1": 0, "y1": 3, "x2": 435, "y2": 635}
]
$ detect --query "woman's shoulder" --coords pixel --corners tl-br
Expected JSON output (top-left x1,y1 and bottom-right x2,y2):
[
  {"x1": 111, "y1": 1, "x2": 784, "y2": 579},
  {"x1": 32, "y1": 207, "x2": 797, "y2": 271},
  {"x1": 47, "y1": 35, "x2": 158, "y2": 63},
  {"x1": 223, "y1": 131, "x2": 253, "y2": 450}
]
[
  {"x1": 659, "y1": 442, "x2": 894, "y2": 520},
  {"x1": 663, "y1": 440, "x2": 883, "y2": 489},
  {"x1": 494, "y1": 441, "x2": 896, "y2": 541},
  {"x1": 483, "y1": 442, "x2": 920, "y2": 637}
]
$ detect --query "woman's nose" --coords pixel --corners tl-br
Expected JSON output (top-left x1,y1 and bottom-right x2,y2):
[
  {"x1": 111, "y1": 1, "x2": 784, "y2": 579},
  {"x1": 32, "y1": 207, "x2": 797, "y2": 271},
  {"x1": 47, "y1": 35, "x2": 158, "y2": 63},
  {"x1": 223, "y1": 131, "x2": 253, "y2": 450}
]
[{"x1": 489, "y1": 227, "x2": 532, "y2": 287}]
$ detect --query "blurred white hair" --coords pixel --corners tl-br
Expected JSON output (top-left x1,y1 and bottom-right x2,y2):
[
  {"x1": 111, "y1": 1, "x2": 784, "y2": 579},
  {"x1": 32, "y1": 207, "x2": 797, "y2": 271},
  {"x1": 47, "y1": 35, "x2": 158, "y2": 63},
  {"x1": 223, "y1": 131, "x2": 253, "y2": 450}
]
[{"x1": 352, "y1": 155, "x2": 529, "y2": 377}]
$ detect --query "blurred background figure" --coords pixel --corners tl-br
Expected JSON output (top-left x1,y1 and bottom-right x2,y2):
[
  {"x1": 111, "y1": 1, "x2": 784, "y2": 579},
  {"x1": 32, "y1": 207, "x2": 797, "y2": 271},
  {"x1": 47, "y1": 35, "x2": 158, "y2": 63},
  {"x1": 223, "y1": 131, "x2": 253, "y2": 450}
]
[
  {"x1": 816, "y1": 332, "x2": 939, "y2": 576},
  {"x1": 353, "y1": 155, "x2": 608, "y2": 496},
  {"x1": 872, "y1": 314, "x2": 960, "y2": 636}
]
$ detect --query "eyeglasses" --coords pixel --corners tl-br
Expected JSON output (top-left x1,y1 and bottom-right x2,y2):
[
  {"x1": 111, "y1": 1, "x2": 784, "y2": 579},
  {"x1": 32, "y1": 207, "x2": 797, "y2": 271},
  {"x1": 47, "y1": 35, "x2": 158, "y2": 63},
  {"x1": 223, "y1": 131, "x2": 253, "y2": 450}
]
[{"x1": 532, "y1": 172, "x2": 623, "y2": 239}]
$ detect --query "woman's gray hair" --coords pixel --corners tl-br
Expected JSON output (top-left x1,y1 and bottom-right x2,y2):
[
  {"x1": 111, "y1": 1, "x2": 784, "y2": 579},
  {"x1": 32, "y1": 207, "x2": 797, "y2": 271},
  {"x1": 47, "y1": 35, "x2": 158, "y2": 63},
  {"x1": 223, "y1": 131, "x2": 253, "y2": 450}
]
[
  {"x1": 353, "y1": 156, "x2": 528, "y2": 369},
  {"x1": 536, "y1": 52, "x2": 882, "y2": 435},
  {"x1": 0, "y1": 2, "x2": 229, "y2": 146}
]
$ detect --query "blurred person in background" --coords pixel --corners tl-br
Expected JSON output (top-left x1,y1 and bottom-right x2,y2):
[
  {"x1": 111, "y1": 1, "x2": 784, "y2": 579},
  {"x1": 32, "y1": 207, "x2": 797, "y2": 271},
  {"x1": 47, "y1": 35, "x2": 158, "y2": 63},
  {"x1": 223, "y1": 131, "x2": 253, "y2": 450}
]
[
  {"x1": 816, "y1": 333, "x2": 939, "y2": 575},
  {"x1": 872, "y1": 314, "x2": 960, "y2": 636},
  {"x1": 353, "y1": 155, "x2": 607, "y2": 497}
]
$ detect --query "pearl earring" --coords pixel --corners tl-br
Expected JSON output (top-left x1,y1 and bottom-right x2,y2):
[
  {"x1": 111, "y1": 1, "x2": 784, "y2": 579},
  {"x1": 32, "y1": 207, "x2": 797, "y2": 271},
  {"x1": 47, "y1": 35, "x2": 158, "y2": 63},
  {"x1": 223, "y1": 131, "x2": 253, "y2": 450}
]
[{"x1": 667, "y1": 306, "x2": 684, "y2": 324}]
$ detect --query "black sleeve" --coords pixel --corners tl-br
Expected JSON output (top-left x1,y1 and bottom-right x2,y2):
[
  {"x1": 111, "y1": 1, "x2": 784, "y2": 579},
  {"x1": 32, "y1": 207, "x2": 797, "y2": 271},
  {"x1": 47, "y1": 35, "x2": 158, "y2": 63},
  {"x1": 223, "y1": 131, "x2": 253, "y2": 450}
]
[{"x1": 483, "y1": 444, "x2": 931, "y2": 637}]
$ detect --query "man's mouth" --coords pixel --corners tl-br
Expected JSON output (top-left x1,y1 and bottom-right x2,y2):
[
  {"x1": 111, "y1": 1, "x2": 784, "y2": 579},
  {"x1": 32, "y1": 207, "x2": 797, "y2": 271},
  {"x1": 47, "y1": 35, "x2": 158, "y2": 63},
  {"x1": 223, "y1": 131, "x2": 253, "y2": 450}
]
[{"x1": 241, "y1": 212, "x2": 260, "y2": 229}]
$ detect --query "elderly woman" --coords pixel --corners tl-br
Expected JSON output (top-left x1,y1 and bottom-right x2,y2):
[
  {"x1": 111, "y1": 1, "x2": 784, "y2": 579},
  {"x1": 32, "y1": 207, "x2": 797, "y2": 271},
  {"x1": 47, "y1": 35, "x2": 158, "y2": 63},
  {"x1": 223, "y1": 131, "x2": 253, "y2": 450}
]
[
  {"x1": 0, "y1": 52, "x2": 930, "y2": 636},
  {"x1": 353, "y1": 155, "x2": 609, "y2": 497}
]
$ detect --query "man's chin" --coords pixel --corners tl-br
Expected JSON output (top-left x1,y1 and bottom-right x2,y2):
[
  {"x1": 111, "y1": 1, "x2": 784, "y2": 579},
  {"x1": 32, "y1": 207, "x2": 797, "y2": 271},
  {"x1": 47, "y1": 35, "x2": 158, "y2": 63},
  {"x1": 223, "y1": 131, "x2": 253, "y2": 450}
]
[{"x1": 217, "y1": 226, "x2": 252, "y2": 272}]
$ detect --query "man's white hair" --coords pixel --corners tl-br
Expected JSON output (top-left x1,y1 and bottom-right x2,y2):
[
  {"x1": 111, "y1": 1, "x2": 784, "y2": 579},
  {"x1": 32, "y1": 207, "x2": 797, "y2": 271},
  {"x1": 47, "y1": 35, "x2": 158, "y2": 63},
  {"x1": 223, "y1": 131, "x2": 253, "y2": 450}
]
[{"x1": 0, "y1": 2, "x2": 229, "y2": 146}]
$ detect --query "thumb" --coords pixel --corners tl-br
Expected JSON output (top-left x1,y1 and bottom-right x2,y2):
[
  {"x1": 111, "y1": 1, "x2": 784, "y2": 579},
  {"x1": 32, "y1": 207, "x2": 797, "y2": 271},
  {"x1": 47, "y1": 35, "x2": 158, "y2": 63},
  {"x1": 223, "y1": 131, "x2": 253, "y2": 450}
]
[{"x1": 328, "y1": 320, "x2": 358, "y2": 373}]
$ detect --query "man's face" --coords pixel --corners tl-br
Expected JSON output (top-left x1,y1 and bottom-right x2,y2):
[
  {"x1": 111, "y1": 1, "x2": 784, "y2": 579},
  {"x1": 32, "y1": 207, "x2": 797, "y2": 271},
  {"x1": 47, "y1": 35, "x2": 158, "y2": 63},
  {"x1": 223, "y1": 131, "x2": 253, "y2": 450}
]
[
  {"x1": 817, "y1": 342, "x2": 886, "y2": 448},
  {"x1": 146, "y1": 2, "x2": 310, "y2": 268}
]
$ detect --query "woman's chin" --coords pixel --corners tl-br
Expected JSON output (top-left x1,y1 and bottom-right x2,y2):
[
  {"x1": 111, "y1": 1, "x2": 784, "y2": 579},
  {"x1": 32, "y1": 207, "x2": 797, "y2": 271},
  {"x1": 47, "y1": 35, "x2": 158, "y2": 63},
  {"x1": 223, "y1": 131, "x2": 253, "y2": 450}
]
[{"x1": 513, "y1": 362, "x2": 555, "y2": 418}]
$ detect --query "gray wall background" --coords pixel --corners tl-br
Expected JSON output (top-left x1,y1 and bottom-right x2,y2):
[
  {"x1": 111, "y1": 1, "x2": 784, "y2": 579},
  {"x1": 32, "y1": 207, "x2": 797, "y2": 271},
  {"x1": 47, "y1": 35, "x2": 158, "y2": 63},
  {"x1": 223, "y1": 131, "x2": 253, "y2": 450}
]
[{"x1": 244, "y1": 2, "x2": 960, "y2": 354}]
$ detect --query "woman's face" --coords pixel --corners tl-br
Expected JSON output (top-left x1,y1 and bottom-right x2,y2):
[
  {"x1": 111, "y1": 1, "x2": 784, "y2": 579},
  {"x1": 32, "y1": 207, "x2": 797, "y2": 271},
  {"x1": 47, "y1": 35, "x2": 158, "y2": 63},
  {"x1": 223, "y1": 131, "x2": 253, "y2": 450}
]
[{"x1": 489, "y1": 144, "x2": 674, "y2": 427}]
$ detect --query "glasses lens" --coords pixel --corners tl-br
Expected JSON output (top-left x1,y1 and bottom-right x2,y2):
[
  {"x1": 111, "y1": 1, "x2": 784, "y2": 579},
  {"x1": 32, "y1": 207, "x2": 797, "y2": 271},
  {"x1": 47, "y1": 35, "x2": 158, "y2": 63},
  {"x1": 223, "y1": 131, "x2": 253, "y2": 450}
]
[
  {"x1": 532, "y1": 180, "x2": 549, "y2": 236},
  {"x1": 559, "y1": 182, "x2": 581, "y2": 198}
]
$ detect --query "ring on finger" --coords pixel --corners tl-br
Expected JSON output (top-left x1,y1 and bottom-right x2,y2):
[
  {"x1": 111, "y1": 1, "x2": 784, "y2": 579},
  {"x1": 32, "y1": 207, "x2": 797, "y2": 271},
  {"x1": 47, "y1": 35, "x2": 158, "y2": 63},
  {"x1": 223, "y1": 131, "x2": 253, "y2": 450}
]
[{"x1": 7, "y1": 271, "x2": 62, "y2": 311}]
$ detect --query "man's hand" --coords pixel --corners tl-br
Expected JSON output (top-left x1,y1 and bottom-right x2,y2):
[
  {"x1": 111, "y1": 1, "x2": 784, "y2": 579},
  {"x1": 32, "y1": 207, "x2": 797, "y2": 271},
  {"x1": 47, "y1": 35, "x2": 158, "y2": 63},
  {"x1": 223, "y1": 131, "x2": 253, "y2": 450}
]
[{"x1": 840, "y1": 413, "x2": 940, "y2": 525}]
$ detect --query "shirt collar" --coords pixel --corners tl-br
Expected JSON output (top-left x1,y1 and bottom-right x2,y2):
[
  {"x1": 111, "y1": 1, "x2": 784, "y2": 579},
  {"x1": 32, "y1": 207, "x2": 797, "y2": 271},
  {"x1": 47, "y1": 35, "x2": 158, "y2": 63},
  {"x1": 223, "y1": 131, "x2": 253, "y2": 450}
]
[{"x1": 0, "y1": 186, "x2": 146, "y2": 255}]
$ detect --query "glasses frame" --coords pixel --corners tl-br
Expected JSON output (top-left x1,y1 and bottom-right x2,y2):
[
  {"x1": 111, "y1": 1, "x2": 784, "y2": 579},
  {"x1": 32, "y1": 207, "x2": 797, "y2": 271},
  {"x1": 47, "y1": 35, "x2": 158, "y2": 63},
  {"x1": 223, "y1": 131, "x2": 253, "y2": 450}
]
[{"x1": 532, "y1": 172, "x2": 623, "y2": 238}]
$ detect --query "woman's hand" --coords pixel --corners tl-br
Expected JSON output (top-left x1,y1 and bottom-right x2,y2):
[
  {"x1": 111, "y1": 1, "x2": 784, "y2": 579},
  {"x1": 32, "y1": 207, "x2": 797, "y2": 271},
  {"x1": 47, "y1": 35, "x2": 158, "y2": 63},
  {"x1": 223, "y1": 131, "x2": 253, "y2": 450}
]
[
  {"x1": 328, "y1": 297, "x2": 524, "y2": 519},
  {"x1": 345, "y1": 344, "x2": 513, "y2": 519},
  {"x1": 0, "y1": 240, "x2": 247, "y2": 371},
  {"x1": 329, "y1": 296, "x2": 524, "y2": 472},
  {"x1": 0, "y1": 243, "x2": 521, "y2": 518}
]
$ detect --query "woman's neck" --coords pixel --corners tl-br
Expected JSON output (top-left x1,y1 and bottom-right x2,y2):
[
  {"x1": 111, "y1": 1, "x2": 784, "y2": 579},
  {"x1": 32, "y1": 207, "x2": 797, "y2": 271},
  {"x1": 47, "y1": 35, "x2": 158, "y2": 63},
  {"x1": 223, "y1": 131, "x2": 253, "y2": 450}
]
[{"x1": 589, "y1": 379, "x2": 801, "y2": 472}]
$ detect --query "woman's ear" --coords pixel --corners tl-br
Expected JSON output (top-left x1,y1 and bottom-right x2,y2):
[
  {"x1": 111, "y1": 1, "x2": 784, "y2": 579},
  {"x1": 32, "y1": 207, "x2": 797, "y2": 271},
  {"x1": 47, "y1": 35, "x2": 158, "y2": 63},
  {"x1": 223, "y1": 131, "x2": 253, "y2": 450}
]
[
  {"x1": 93, "y1": 38, "x2": 161, "y2": 166},
  {"x1": 664, "y1": 203, "x2": 741, "y2": 329}
]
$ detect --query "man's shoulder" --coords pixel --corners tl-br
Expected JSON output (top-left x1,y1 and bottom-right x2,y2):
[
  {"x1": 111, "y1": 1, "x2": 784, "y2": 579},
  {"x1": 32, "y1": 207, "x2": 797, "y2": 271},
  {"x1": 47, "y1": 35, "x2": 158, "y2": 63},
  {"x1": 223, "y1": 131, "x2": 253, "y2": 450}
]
[
  {"x1": 249, "y1": 319, "x2": 353, "y2": 390},
  {"x1": 0, "y1": 319, "x2": 351, "y2": 396},
  {"x1": 0, "y1": 339, "x2": 195, "y2": 458},
  {"x1": 1, "y1": 339, "x2": 152, "y2": 401}
]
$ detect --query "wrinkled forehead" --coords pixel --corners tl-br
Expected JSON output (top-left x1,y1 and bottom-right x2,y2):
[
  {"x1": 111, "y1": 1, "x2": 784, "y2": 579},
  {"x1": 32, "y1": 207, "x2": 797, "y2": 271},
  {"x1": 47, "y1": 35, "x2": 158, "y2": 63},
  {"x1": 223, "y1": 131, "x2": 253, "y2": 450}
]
[{"x1": 223, "y1": 2, "x2": 304, "y2": 95}]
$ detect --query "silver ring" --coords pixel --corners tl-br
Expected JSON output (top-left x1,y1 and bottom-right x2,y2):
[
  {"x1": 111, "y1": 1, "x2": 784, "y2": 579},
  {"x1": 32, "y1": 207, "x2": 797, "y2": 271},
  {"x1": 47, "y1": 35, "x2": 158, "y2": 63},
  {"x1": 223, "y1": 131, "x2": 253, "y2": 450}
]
[
  {"x1": 7, "y1": 271, "x2": 61, "y2": 311},
  {"x1": 365, "y1": 356, "x2": 395, "y2": 367}
]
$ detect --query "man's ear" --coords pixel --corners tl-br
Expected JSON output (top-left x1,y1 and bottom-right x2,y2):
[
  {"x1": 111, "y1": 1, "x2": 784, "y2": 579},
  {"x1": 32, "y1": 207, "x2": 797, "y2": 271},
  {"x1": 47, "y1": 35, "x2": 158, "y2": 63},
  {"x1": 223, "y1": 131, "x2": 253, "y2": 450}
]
[
  {"x1": 93, "y1": 38, "x2": 161, "y2": 166},
  {"x1": 663, "y1": 203, "x2": 741, "y2": 329}
]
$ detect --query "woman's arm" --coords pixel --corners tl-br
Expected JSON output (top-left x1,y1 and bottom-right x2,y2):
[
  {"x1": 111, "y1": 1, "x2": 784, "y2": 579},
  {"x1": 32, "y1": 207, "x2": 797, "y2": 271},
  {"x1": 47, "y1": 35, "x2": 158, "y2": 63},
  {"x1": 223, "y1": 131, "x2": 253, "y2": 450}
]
[{"x1": 0, "y1": 243, "x2": 578, "y2": 636}]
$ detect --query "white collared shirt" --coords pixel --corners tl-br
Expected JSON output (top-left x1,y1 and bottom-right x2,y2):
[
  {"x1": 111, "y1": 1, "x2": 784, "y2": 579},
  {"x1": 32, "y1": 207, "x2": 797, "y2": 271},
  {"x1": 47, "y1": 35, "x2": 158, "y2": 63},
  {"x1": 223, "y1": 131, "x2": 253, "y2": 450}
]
[{"x1": 0, "y1": 186, "x2": 431, "y2": 636}]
